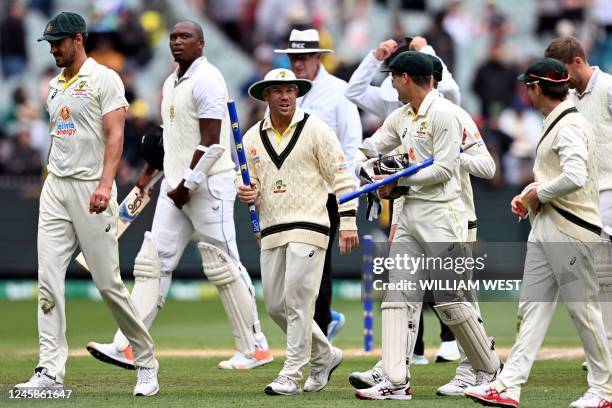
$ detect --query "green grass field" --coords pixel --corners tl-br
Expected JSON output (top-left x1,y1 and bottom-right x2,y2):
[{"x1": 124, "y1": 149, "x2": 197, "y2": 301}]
[{"x1": 0, "y1": 298, "x2": 590, "y2": 407}]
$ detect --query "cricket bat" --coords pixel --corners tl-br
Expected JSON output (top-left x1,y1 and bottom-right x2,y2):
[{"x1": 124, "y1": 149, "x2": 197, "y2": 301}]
[{"x1": 75, "y1": 171, "x2": 164, "y2": 271}]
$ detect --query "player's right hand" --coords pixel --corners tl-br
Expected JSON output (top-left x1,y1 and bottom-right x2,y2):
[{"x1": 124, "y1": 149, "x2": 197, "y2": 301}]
[
  {"x1": 511, "y1": 194, "x2": 527, "y2": 219},
  {"x1": 237, "y1": 183, "x2": 257, "y2": 203},
  {"x1": 374, "y1": 39, "x2": 398, "y2": 61}
]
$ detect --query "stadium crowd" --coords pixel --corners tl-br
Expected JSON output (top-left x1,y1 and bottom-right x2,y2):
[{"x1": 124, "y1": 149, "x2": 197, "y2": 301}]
[{"x1": 0, "y1": 0, "x2": 611, "y2": 189}]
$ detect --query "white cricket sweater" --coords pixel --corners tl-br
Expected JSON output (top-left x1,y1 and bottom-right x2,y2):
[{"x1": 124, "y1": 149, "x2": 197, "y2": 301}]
[
  {"x1": 238, "y1": 108, "x2": 358, "y2": 250},
  {"x1": 533, "y1": 99, "x2": 602, "y2": 242}
]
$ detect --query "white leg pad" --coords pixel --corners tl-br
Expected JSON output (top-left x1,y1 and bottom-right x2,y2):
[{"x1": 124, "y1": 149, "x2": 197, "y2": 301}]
[
  {"x1": 198, "y1": 242, "x2": 255, "y2": 358},
  {"x1": 434, "y1": 302, "x2": 500, "y2": 373},
  {"x1": 382, "y1": 302, "x2": 409, "y2": 385},
  {"x1": 113, "y1": 232, "x2": 162, "y2": 350}
]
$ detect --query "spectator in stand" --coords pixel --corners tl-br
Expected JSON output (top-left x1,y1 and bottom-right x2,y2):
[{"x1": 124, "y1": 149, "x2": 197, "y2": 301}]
[
  {"x1": 424, "y1": 10, "x2": 456, "y2": 74},
  {"x1": 240, "y1": 43, "x2": 275, "y2": 129},
  {"x1": 0, "y1": 1, "x2": 28, "y2": 78},
  {"x1": 1, "y1": 126, "x2": 42, "y2": 176},
  {"x1": 117, "y1": 9, "x2": 151, "y2": 68},
  {"x1": 498, "y1": 96, "x2": 542, "y2": 187},
  {"x1": 536, "y1": 0, "x2": 563, "y2": 35},
  {"x1": 473, "y1": 43, "x2": 518, "y2": 119},
  {"x1": 206, "y1": 0, "x2": 246, "y2": 50},
  {"x1": 89, "y1": 35, "x2": 125, "y2": 73},
  {"x1": 443, "y1": 0, "x2": 476, "y2": 46}
]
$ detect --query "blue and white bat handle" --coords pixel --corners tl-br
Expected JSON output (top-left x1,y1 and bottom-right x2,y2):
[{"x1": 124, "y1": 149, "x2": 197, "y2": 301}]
[
  {"x1": 227, "y1": 100, "x2": 261, "y2": 242},
  {"x1": 339, "y1": 157, "x2": 434, "y2": 204}
]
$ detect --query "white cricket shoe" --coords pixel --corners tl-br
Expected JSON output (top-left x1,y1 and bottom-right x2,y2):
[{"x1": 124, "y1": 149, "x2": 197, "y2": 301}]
[
  {"x1": 348, "y1": 360, "x2": 384, "y2": 389},
  {"x1": 133, "y1": 360, "x2": 159, "y2": 396},
  {"x1": 264, "y1": 375, "x2": 301, "y2": 396},
  {"x1": 304, "y1": 347, "x2": 342, "y2": 392},
  {"x1": 87, "y1": 341, "x2": 135, "y2": 370},
  {"x1": 435, "y1": 340, "x2": 460, "y2": 362},
  {"x1": 217, "y1": 347, "x2": 274, "y2": 370},
  {"x1": 14, "y1": 367, "x2": 63, "y2": 391},
  {"x1": 436, "y1": 376, "x2": 474, "y2": 396},
  {"x1": 355, "y1": 377, "x2": 412, "y2": 400},
  {"x1": 569, "y1": 391, "x2": 612, "y2": 407},
  {"x1": 464, "y1": 382, "x2": 519, "y2": 407}
]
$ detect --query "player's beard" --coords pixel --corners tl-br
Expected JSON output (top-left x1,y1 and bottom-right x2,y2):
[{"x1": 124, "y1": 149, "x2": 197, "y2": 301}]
[{"x1": 54, "y1": 45, "x2": 76, "y2": 68}]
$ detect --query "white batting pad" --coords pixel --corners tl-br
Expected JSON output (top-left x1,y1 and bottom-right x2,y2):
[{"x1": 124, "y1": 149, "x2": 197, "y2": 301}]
[
  {"x1": 198, "y1": 242, "x2": 255, "y2": 357},
  {"x1": 434, "y1": 302, "x2": 501, "y2": 373},
  {"x1": 382, "y1": 302, "x2": 409, "y2": 385}
]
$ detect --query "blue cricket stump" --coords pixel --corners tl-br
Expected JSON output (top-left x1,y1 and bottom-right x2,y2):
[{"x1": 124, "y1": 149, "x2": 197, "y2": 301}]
[{"x1": 362, "y1": 235, "x2": 374, "y2": 352}]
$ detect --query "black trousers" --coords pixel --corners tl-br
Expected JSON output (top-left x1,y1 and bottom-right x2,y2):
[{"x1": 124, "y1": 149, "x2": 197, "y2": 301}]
[
  {"x1": 414, "y1": 302, "x2": 455, "y2": 355},
  {"x1": 314, "y1": 194, "x2": 338, "y2": 335}
]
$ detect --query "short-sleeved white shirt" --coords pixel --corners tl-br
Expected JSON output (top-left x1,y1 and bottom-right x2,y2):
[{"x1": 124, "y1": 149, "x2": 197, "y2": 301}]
[{"x1": 46, "y1": 57, "x2": 128, "y2": 180}]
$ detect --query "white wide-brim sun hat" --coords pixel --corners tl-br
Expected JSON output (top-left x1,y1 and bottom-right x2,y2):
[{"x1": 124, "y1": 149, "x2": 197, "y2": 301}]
[{"x1": 248, "y1": 68, "x2": 313, "y2": 101}]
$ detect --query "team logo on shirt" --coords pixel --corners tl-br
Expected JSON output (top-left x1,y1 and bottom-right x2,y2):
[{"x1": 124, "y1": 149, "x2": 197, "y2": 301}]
[
  {"x1": 272, "y1": 179, "x2": 287, "y2": 194},
  {"x1": 415, "y1": 121, "x2": 429, "y2": 139},
  {"x1": 250, "y1": 148, "x2": 261, "y2": 164},
  {"x1": 72, "y1": 80, "x2": 88, "y2": 95},
  {"x1": 57, "y1": 105, "x2": 77, "y2": 136},
  {"x1": 169, "y1": 105, "x2": 175, "y2": 124}
]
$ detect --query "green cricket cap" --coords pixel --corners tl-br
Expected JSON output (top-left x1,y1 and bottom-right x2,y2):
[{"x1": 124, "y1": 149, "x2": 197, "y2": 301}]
[
  {"x1": 381, "y1": 51, "x2": 433, "y2": 77},
  {"x1": 518, "y1": 58, "x2": 569, "y2": 85},
  {"x1": 38, "y1": 12, "x2": 87, "y2": 42},
  {"x1": 427, "y1": 54, "x2": 443, "y2": 82}
]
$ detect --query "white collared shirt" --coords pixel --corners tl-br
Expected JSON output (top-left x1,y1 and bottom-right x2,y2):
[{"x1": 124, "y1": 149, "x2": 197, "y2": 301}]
[
  {"x1": 296, "y1": 64, "x2": 362, "y2": 168},
  {"x1": 46, "y1": 57, "x2": 128, "y2": 180}
]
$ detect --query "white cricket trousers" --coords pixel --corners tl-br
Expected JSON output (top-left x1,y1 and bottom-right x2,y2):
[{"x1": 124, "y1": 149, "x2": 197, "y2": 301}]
[
  {"x1": 37, "y1": 174, "x2": 156, "y2": 383},
  {"x1": 497, "y1": 210, "x2": 612, "y2": 401},
  {"x1": 260, "y1": 242, "x2": 332, "y2": 383}
]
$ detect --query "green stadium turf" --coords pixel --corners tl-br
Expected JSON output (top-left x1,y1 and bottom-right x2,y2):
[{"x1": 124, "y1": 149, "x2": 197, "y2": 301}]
[{"x1": 0, "y1": 299, "x2": 588, "y2": 407}]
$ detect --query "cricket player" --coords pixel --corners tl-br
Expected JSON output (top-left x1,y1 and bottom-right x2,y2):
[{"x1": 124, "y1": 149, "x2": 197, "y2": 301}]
[
  {"x1": 14, "y1": 12, "x2": 159, "y2": 396},
  {"x1": 545, "y1": 36, "x2": 612, "y2": 371},
  {"x1": 238, "y1": 68, "x2": 359, "y2": 395},
  {"x1": 274, "y1": 29, "x2": 362, "y2": 340},
  {"x1": 86, "y1": 20, "x2": 272, "y2": 371},
  {"x1": 346, "y1": 39, "x2": 497, "y2": 396},
  {"x1": 465, "y1": 58, "x2": 612, "y2": 408},
  {"x1": 353, "y1": 51, "x2": 501, "y2": 401}
]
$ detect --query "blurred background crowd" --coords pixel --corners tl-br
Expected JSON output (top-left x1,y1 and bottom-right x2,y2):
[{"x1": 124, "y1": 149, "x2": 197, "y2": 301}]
[{"x1": 0, "y1": 0, "x2": 611, "y2": 190}]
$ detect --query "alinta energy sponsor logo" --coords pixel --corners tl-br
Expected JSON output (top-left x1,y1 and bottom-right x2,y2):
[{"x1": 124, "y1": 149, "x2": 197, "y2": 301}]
[{"x1": 57, "y1": 105, "x2": 77, "y2": 136}]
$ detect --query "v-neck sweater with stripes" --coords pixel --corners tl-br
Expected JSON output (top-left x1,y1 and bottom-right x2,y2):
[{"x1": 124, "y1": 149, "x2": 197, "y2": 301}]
[{"x1": 237, "y1": 108, "x2": 358, "y2": 250}]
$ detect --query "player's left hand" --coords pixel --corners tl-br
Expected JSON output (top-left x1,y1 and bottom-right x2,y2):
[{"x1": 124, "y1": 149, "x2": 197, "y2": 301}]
[
  {"x1": 167, "y1": 184, "x2": 191, "y2": 209},
  {"x1": 522, "y1": 184, "x2": 542, "y2": 215},
  {"x1": 339, "y1": 230, "x2": 359, "y2": 255},
  {"x1": 89, "y1": 185, "x2": 112, "y2": 214},
  {"x1": 372, "y1": 174, "x2": 396, "y2": 198}
]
